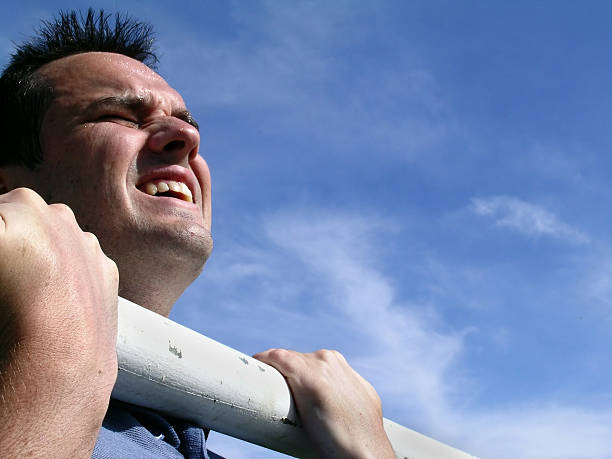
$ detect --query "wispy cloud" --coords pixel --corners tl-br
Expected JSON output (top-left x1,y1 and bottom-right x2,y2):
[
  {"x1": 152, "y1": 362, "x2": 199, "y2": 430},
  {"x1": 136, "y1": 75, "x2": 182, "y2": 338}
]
[
  {"x1": 184, "y1": 206, "x2": 612, "y2": 458},
  {"x1": 470, "y1": 195, "x2": 589, "y2": 244},
  {"x1": 262, "y1": 211, "x2": 466, "y2": 422},
  {"x1": 461, "y1": 405, "x2": 612, "y2": 459}
]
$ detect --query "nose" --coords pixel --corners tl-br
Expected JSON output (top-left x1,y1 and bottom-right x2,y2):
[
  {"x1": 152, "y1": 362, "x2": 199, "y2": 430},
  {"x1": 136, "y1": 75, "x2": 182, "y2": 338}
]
[{"x1": 146, "y1": 117, "x2": 199, "y2": 164}]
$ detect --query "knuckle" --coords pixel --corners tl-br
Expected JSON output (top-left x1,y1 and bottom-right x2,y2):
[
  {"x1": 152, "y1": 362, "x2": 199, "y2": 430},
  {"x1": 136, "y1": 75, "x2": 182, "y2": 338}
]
[
  {"x1": 268, "y1": 348, "x2": 292, "y2": 362},
  {"x1": 106, "y1": 255, "x2": 118, "y2": 270},
  {"x1": 10, "y1": 187, "x2": 45, "y2": 204},
  {"x1": 83, "y1": 231, "x2": 104, "y2": 252},
  {"x1": 83, "y1": 230, "x2": 100, "y2": 245},
  {"x1": 49, "y1": 202, "x2": 76, "y2": 219},
  {"x1": 313, "y1": 349, "x2": 329, "y2": 358},
  {"x1": 314, "y1": 348, "x2": 344, "y2": 363},
  {"x1": 262, "y1": 348, "x2": 302, "y2": 374},
  {"x1": 84, "y1": 233, "x2": 117, "y2": 272},
  {"x1": 106, "y1": 257, "x2": 119, "y2": 280}
]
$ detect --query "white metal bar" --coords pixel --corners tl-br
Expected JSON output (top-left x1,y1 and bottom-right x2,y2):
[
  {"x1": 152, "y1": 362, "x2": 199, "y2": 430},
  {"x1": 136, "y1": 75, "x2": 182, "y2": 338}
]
[{"x1": 113, "y1": 297, "x2": 477, "y2": 458}]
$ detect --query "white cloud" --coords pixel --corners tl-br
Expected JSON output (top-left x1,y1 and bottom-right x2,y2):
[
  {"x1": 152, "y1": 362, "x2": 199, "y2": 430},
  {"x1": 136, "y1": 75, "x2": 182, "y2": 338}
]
[
  {"x1": 471, "y1": 195, "x2": 589, "y2": 244},
  {"x1": 460, "y1": 405, "x2": 612, "y2": 459}
]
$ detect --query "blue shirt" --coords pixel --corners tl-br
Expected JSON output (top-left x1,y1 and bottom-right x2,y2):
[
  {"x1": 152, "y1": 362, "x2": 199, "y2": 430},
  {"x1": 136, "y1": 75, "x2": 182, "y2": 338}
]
[{"x1": 93, "y1": 399, "x2": 224, "y2": 458}]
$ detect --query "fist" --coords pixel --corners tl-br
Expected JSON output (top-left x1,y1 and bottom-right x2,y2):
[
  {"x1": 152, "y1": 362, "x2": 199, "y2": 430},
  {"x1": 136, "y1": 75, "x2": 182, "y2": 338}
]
[
  {"x1": 0, "y1": 188, "x2": 119, "y2": 459},
  {"x1": 0, "y1": 187, "x2": 119, "y2": 388}
]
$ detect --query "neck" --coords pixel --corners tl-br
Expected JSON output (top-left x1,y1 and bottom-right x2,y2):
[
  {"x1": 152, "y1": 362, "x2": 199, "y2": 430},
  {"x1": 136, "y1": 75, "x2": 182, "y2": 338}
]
[
  {"x1": 118, "y1": 278, "x2": 185, "y2": 317},
  {"x1": 112, "y1": 248, "x2": 208, "y2": 317}
]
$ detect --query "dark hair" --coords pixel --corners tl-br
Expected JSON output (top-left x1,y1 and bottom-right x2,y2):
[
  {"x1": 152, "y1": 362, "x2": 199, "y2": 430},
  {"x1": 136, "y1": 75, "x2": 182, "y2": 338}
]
[{"x1": 0, "y1": 9, "x2": 158, "y2": 169}]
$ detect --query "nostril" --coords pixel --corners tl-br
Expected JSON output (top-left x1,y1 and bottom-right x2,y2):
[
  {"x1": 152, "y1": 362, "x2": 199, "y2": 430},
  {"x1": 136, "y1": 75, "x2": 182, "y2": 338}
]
[{"x1": 163, "y1": 140, "x2": 185, "y2": 152}]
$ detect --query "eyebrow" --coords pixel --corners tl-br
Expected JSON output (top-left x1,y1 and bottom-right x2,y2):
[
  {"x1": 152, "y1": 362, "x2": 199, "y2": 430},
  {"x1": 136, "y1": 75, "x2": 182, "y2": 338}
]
[{"x1": 85, "y1": 94, "x2": 200, "y2": 131}]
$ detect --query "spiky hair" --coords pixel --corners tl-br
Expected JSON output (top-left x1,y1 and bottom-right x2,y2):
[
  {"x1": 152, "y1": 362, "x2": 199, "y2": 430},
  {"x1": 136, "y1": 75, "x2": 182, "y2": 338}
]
[{"x1": 0, "y1": 9, "x2": 158, "y2": 168}]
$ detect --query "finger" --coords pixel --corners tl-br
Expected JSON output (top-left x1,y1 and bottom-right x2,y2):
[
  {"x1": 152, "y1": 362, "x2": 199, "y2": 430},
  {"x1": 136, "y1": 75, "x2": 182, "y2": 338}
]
[
  {"x1": 253, "y1": 348, "x2": 304, "y2": 377},
  {"x1": 104, "y1": 256, "x2": 119, "y2": 284},
  {"x1": 81, "y1": 230, "x2": 103, "y2": 251},
  {"x1": 49, "y1": 202, "x2": 77, "y2": 220}
]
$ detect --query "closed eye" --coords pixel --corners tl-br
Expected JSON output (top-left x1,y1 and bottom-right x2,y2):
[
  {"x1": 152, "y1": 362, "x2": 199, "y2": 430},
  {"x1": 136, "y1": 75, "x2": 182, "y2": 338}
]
[{"x1": 97, "y1": 114, "x2": 140, "y2": 127}]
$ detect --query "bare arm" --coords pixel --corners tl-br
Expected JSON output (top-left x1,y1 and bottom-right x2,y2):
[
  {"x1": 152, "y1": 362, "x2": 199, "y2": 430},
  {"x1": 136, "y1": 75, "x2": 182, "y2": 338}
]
[
  {"x1": 0, "y1": 188, "x2": 119, "y2": 457},
  {"x1": 254, "y1": 348, "x2": 395, "y2": 459}
]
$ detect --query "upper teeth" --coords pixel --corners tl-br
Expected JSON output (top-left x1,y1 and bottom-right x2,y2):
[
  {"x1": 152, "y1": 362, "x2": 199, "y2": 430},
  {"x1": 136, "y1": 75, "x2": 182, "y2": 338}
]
[{"x1": 142, "y1": 180, "x2": 193, "y2": 202}]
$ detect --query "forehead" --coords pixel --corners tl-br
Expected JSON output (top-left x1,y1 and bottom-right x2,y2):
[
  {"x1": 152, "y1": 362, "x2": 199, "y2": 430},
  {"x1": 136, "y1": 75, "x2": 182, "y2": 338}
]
[{"x1": 38, "y1": 52, "x2": 186, "y2": 112}]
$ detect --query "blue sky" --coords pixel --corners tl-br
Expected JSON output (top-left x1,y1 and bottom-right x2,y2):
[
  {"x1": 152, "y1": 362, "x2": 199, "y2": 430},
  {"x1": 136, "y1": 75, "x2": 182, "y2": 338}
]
[{"x1": 3, "y1": 2, "x2": 612, "y2": 458}]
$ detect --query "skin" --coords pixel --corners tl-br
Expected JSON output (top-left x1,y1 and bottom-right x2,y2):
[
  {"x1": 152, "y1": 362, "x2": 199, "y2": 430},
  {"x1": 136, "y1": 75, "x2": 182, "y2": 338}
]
[
  {"x1": 0, "y1": 52, "x2": 394, "y2": 458},
  {"x1": 0, "y1": 188, "x2": 119, "y2": 457},
  {"x1": 255, "y1": 349, "x2": 395, "y2": 458}
]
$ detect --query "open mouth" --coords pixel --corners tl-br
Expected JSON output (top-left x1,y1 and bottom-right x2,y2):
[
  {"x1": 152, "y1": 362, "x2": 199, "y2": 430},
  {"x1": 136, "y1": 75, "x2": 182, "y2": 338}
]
[{"x1": 138, "y1": 179, "x2": 193, "y2": 203}]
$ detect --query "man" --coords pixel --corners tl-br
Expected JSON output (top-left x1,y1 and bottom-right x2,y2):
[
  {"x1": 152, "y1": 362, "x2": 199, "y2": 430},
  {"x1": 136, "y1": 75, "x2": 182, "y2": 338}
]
[{"x1": 0, "y1": 10, "x2": 394, "y2": 458}]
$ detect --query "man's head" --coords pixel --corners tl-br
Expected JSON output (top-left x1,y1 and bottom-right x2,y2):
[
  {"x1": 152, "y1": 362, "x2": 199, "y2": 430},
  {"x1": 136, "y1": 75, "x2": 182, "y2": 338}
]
[{"x1": 0, "y1": 10, "x2": 213, "y2": 314}]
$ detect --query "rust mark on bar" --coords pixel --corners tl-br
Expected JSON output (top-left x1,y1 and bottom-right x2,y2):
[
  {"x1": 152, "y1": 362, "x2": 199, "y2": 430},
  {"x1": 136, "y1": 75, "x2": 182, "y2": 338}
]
[
  {"x1": 168, "y1": 341, "x2": 183, "y2": 359},
  {"x1": 281, "y1": 417, "x2": 298, "y2": 427}
]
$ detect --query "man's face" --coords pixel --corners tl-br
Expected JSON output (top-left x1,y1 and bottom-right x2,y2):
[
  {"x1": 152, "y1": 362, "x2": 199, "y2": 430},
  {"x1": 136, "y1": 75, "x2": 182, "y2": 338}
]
[{"x1": 20, "y1": 52, "x2": 213, "y2": 308}]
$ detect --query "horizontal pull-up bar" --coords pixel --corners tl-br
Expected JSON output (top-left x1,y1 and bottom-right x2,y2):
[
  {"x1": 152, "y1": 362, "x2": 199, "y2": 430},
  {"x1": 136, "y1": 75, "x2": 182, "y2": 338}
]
[{"x1": 113, "y1": 297, "x2": 477, "y2": 458}]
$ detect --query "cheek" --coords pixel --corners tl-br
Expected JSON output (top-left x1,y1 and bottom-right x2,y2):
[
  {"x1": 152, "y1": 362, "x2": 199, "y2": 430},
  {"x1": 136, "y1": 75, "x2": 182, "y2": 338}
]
[
  {"x1": 87, "y1": 126, "x2": 141, "y2": 168},
  {"x1": 78, "y1": 126, "x2": 144, "y2": 191},
  {"x1": 191, "y1": 154, "x2": 212, "y2": 225},
  {"x1": 41, "y1": 126, "x2": 141, "y2": 206}
]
